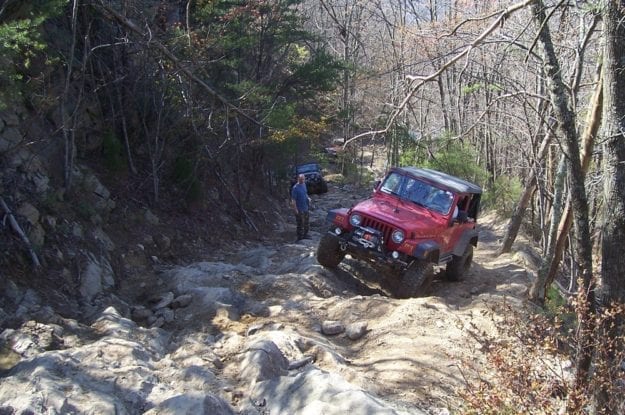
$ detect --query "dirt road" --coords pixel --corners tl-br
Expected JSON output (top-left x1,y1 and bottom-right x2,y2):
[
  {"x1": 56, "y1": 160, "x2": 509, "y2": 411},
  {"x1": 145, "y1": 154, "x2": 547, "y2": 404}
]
[
  {"x1": 207, "y1": 179, "x2": 538, "y2": 412},
  {"x1": 0, "y1": 179, "x2": 539, "y2": 414}
]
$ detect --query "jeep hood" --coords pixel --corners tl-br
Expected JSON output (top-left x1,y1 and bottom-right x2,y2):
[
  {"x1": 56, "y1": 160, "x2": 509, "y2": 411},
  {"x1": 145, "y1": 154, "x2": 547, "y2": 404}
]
[{"x1": 352, "y1": 198, "x2": 441, "y2": 231}]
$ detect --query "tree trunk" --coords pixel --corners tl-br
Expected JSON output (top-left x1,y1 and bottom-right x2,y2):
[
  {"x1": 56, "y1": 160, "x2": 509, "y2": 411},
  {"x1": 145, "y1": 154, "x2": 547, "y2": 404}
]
[
  {"x1": 593, "y1": 1, "x2": 625, "y2": 412},
  {"x1": 599, "y1": 0, "x2": 625, "y2": 313},
  {"x1": 530, "y1": 3, "x2": 596, "y2": 412},
  {"x1": 529, "y1": 155, "x2": 565, "y2": 303},
  {"x1": 544, "y1": 66, "x2": 603, "y2": 293},
  {"x1": 497, "y1": 126, "x2": 552, "y2": 255},
  {"x1": 62, "y1": 0, "x2": 80, "y2": 189},
  {"x1": 497, "y1": 175, "x2": 536, "y2": 254}
]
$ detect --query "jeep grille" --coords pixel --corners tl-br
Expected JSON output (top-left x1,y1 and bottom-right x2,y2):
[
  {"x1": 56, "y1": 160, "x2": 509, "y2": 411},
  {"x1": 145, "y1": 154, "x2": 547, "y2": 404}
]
[{"x1": 361, "y1": 216, "x2": 393, "y2": 246}]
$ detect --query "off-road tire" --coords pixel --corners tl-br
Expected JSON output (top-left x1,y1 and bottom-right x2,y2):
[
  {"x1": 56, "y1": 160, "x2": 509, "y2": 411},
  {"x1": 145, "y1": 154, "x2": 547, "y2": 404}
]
[
  {"x1": 395, "y1": 260, "x2": 434, "y2": 298},
  {"x1": 317, "y1": 233, "x2": 345, "y2": 268},
  {"x1": 445, "y1": 244, "x2": 473, "y2": 281},
  {"x1": 321, "y1": 181, "x2": 329, "y2": 194}
]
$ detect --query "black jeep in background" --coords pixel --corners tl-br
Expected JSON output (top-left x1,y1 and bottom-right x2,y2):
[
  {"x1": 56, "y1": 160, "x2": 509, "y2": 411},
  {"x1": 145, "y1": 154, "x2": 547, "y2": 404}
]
[{"x1": 291, "y1": 162, "x2": 329, "y2": 194}]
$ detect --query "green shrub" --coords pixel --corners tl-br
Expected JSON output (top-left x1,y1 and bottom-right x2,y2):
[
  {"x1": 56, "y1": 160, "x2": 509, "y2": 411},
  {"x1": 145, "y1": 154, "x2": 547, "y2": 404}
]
[
  {"x1": 482, "y1": 175, "x2": 522, "y2": 215},
  {"x1": 398, "y1": 134, "x2": 531, "y2": 217},
  {"x1": 76, "y1": 201, "x2": 95, "y2": 221},
  {"x1": 544, "y1": 285, "x2": 577, "y2": 333},
  {"x1": 102, "y1": 131, "x2": 125, "y2": 172},
  {"x1": 173, "y1": 157, "x2": 202, "y2": 203},
  {"x1": 0, "y1": 0, "x2": 65, "y2": 109},
  {"x1": 399, "y1": 135, "x2": 489, "y2": 184},
  {"x1": 422, "y1": 140, "x2": 489, "y2": 185}
]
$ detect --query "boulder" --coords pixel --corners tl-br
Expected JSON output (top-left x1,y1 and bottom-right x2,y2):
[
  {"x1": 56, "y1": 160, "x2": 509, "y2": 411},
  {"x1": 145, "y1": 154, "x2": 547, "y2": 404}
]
[
  {"x1": 0, "y1": 127, "x2": 22, "y2": 152},
  {"x1": 171, "y1": 294, "x2": 193, "y2": 309},
  {"x1": 16, "y1": 202, "x2": 39, "y2": 225},
  {"x1": 240, "y1": 340, "x2": 288, "y2": 385},
  {"x1": 345, "y1": 321, "x2": 368, "y2": 340},
  {"x1": 79, "y1": 253, "x2": 115, "y2": 302},
  {"x1": 144, "y1": 394, "x2": 235, "y2": 415},
  {"x1": 321, "y1": 320, "x2": 345, "y2": 336},
  {"x1": 245, "y1": 367, "x2": 424, "y2": 415}
]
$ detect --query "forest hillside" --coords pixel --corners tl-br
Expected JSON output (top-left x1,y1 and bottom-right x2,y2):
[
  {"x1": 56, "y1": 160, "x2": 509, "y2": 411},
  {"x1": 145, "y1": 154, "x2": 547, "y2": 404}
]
[{"x1": 1, "y1": 1, "x2": 624, "y2": 414}]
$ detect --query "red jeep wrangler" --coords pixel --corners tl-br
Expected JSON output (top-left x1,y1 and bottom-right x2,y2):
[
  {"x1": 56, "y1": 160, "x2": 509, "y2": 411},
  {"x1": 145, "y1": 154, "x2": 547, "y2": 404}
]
[{"x1": 316, "y1": 167, "x2": 482, "y2": 297}]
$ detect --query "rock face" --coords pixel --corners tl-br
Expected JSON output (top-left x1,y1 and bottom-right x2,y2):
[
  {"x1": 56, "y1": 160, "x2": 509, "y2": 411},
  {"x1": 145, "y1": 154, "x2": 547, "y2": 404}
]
[
  {"x1": 79, "y1": 253, "x2": 116, "y2": 302},
  {"x1": 0, "y1": 234, "x2": 427, "y2": 415},
  {"x1": 245, "y1": 368, "x2": 415, "y2": 415},
  {"x1": 0, "y1": 307, "x2": 234, "y2": 415},
  {"x1": 1, "y1": 106, "x2": 120, "y2": 309}
]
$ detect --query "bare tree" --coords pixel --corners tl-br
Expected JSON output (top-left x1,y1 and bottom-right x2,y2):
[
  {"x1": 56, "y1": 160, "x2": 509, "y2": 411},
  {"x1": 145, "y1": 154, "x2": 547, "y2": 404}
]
[
  {"x1": 498, "y1": 122, "x2": 552, "y2": 257},
  {"x1": 531, "y1": 67, "x2": 602, "y2": 303},
  {"x1": 62, "y1": 0, "x2": 81, "y2": 189},
  {"x1": 529, "y1": 2, "x2": 596, "y2": 412},
  {"x1": 137, "y1": 69, "x2": 170, "y2": 205},
  {"x1": 594, "y1": 1, "x2": 625, "y2": 411},
  {"x1": 599, "y1": 0, "x2": 625, "y2": 314}
]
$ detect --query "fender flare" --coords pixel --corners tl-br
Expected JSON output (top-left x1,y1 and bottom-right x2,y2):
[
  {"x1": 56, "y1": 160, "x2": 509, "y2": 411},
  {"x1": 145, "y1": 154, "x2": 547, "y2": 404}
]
[
  {"x1": 452, "y1": 229, "x2": 479, "y2": 256},
  {"x1": 413, "y1": 240, "x2": 440, "y2": 263},
  {"x1": 326, "y1": 208, "x2": 349, "y2": 225}
]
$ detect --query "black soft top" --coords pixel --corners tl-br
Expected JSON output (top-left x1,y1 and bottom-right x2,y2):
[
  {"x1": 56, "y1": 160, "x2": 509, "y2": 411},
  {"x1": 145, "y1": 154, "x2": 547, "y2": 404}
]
[
  {"x1": 394, "y1": 167, "x2": 482, "y2": 194},
  {"x1": 295, "y1": 162, "x2": 321, "y2": 173}
]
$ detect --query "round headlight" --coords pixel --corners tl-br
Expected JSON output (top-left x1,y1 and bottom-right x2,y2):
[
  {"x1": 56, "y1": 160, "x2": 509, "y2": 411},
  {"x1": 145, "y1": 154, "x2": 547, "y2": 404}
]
[
  {"x1": 350, "y1": 214, "x2": 362, "y2": 226},
  {"x1": 391, "y1": 229, "x2": 405, "y2": 243}
]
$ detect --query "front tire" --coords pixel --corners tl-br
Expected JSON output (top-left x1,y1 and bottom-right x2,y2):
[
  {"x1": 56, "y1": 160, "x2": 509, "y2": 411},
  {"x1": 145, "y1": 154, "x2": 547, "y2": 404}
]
[
  {"x1": 317, "y1": 233, "x2": 345, "y2": 268},
  {"x1": 445, "y1": 244, "x2": 473, "y2": 281},
  {"x1": 395, "y1": 260, "x2": 434, "y2": 298}
]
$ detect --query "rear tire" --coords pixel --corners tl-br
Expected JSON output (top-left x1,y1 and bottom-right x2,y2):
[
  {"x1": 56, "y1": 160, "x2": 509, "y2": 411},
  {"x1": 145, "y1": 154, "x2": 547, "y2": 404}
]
[
  {"x1": 317, "y1": 233, "x2": 345, "y2": 268},
  {"x1": 445, "y1": 244, "x2": 473, "y2": 281},
  {"x1": 395, "y1": 260, "x2": 434, "y2": 298}
]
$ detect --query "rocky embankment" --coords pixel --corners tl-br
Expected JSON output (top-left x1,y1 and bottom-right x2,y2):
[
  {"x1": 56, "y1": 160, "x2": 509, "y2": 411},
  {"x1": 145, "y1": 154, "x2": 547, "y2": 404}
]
[{"x1": 0, "y1": 172, "x2": 543, "y2": 415}]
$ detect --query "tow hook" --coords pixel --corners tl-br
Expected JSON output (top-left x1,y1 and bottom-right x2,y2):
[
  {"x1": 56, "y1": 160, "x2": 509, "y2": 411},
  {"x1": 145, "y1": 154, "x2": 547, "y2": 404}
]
[{"x1": 339, "y1": 241, "x2": 348, "y2": 251}]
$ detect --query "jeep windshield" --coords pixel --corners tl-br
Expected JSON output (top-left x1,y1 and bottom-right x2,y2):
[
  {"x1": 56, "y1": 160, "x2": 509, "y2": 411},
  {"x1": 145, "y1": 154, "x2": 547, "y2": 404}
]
[{"x1": 380, "y1": 171, "x2": 454, "y2": 214}]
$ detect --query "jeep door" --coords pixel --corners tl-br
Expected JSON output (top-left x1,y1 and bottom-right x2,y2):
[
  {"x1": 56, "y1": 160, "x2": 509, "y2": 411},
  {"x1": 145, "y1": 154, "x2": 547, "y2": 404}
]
[
  {"x1": 437, "y1": 207, "x2": 453, "y2": 255},
  {"x1": 444, "y1": 194, "x2": 475, "y2": 256},
  {"x1": 439, "y1": 194, "x2": 466, "y2": 255}
]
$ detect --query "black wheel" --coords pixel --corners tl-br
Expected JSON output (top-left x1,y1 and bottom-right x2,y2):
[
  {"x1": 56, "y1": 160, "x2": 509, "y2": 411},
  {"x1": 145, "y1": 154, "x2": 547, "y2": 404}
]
[
  {"x1": 445, "y1": 244, "x2": 473, "y2": 281},
  {"x1": 395, "y1": 260, "x2": 434, "y2": 298},
  {"x1": 317, "y1": 233, "x2": 345, "y2": 268},
  {"x1": 320, "y1": 180, "x2": 329, "y2": 193}
]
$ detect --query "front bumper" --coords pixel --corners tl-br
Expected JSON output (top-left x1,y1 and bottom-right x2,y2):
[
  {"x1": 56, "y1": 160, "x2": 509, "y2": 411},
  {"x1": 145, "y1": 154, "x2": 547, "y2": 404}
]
[{"x1": 327, "y1": 227, "x2": 411, "y2": 270}]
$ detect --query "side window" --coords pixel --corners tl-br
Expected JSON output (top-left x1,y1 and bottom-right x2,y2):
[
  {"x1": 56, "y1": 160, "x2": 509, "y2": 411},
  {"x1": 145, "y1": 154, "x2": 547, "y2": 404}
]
[
  {"x1": 457, "y1": 196, "x2": 468, "y2": 213},
  {"x1": 426, "y1": 190, "x2": 453, "y2": 214},
  {"x1": 467, "y1": 194, "x2": 481, "y2": 220},
  {"x1": 452, "y1": 196, "x2": 468, "y2": 221}
]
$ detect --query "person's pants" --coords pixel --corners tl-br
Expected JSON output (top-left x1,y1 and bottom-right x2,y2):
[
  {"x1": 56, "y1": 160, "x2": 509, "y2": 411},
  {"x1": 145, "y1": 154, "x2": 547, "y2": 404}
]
[{"x1": 295, "y1": 211, "x2": 309, "y2": 239}]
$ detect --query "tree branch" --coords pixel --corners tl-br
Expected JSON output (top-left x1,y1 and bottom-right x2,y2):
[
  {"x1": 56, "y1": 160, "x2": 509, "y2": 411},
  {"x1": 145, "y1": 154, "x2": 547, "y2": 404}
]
[
  {"x1": 342, "y1": 0, "x2": 535, "y2": 149},
  {"x1": 1, "y1": 197, "x2": 41, "y2": 268}
]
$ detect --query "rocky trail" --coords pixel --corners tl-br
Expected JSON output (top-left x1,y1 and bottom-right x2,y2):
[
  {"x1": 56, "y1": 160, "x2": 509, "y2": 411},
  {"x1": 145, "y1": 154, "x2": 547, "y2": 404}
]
[{"x1": 0, "y1": 180, "x2": 540, "y2": 415}]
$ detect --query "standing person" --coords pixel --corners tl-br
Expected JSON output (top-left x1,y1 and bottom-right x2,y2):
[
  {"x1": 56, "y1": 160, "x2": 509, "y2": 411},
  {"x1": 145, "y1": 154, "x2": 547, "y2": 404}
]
[{"x1": 291, "y1": 174, "x2": 311, "y2": 241}]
